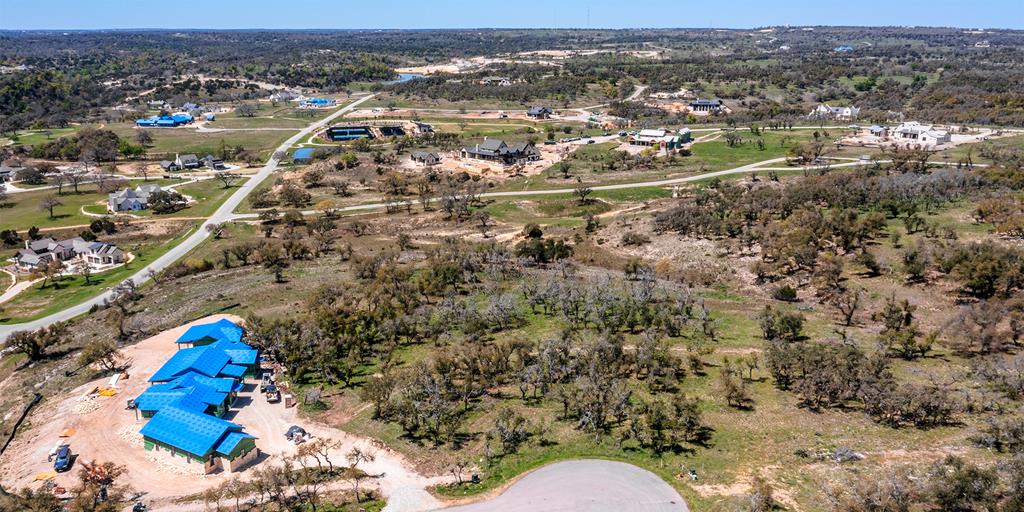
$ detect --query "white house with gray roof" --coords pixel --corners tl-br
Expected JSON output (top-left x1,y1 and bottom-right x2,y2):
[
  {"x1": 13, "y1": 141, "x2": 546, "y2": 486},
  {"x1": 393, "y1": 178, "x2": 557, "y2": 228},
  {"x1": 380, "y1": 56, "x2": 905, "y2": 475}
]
[
  {"x1": 10, "y1": 237, "x2": 124, "y2": 273},
  {"x1": 108, "y1": 184, "x2": 164, "y2": 212}
]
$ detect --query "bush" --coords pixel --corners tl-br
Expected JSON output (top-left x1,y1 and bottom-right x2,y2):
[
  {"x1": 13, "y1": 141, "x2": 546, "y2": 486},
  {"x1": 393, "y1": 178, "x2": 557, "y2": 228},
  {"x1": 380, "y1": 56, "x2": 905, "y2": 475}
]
[
  {"x1": 621, "y1": 231, "x2": 651, "y2": 246},
  {"x1": 773, "y1": 284, "x2": 798, "y2": 301}
]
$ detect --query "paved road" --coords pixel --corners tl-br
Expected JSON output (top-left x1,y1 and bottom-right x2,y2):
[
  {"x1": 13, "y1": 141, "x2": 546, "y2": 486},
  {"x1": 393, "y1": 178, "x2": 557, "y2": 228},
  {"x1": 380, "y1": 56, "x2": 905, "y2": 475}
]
[
  {"x1": 0, "y1": 94, "x2": 376, "y2": 339},
  {"x1": 434, "y1": 459, "x2": 688, "y2": 512}
]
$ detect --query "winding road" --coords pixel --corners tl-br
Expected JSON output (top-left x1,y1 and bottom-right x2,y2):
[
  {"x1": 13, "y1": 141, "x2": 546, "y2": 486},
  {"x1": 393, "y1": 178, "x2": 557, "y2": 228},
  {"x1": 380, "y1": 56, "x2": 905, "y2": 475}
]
[
  {"x1": 435, "y1": 460, "x2": 688, "y2": 512},
  {"x1": 0, "y1": 93, "x2": 377, "y2": 339}
]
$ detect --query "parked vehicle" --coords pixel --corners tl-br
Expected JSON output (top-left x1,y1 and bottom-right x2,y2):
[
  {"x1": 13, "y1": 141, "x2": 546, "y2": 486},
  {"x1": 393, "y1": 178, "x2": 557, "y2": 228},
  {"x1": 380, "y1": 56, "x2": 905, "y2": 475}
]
[
  {"x1": 53, "y1": 445, "x2": 72, "y2": 472},
  {"x1": 285, "y1": 425, "x2": 308, "y2": 444},
  {"x1": 260, "y1": 374, "x2": 273, "y2": 392},
  {"x1": 587, "y1": 139, "x2": 596, "y2": 144},
  {"x1": 265, "y1": 384, "x2": 281, "y2": 403}
]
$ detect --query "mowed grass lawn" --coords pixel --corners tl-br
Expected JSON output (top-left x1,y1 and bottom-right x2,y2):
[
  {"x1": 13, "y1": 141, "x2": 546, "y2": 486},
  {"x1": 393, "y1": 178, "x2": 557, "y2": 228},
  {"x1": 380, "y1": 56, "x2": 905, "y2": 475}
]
[
  {"x1": 688, "y1": 129, "x2": 817, "y2": 169},
  {"x1": 0, "y1": 178, "x2": 226, "y2": 232},
  {"x1": 174, "y1": 177, "x2": 249, "y2": 218},
  {"x1": 102, "y1": 123, "x2": 296, "y2": 160},
  {"x1": 0, "y1": 222, "x2": 196, "y2": 323}
]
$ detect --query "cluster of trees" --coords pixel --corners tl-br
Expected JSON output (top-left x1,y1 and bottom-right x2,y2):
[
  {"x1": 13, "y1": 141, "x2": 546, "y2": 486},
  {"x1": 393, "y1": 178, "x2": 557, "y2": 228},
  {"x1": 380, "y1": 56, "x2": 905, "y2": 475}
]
[
  {"x1": 28, "y1": 128, "x2": 133, "y2": 162},
  {"x1": 198, "y1": 442, "x2": 379, "y2": 512},
  {"x1": 824, "y1": 455, "x2": 1024, "y2": 512},
  {"x1": 230, "y1": 235, "x2": 718, "y2": 453}
]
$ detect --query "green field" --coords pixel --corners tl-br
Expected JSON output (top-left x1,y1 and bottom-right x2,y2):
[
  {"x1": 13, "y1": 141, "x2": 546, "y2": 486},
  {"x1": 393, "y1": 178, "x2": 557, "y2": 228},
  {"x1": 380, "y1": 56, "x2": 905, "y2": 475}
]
[{"x1": 103, "y1": 124, "x2": 296, "y2": 160}]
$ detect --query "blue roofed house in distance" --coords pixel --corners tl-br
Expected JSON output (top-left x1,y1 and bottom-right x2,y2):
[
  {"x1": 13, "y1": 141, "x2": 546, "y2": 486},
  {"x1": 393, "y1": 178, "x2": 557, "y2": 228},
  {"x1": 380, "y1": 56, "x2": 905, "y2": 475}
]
[{"x1": 133, "y1": 318, "x2": 260, "y2": 475}]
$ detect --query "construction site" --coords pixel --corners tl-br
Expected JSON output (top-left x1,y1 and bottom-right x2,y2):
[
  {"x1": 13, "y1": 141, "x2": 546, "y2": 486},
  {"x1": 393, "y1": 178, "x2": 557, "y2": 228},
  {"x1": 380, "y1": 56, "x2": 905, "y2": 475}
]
[{"x1": 0, "y1": 314, "x2": 439, "y2": 509}]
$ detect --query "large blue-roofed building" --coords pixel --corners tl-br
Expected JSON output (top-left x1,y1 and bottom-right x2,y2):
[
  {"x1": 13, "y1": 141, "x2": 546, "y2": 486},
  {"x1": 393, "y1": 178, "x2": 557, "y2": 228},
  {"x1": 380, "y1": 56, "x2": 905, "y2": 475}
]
[
  {"x1": 135, "y1": 318, "x2": 260, "y2": 474},
  {"x1": 136, "y1": 114, "x2": 193, "y2": 127}
]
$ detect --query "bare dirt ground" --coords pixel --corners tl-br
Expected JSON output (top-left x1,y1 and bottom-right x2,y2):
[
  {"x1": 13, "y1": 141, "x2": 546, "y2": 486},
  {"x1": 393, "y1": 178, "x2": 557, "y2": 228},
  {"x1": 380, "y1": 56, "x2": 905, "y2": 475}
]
[
  {"x1": 0, "y1": 314, "x2": 444, "y2": 511},
  {"x1": 402, "y1": 144, "x2": 571, "y2": 180}
]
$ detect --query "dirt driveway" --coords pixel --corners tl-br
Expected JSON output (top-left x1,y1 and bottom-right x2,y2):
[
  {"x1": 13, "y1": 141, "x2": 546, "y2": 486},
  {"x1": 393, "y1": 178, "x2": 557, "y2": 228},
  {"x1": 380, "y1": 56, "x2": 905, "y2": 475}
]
[{"x1": 0, "y1": 314, "x2": 443, "y2": 511}]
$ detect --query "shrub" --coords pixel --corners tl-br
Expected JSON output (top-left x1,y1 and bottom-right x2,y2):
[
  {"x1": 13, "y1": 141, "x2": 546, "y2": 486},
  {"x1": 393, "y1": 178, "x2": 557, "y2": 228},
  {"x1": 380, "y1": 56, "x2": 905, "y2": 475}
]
[{"x1": 773, "y1": 284, "x2": 799, "y2": 301}]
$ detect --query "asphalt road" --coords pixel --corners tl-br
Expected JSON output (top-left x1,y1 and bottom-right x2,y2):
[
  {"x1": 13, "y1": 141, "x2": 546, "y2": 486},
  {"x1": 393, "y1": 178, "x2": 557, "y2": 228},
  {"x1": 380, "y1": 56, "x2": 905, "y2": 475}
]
[
  {"x1": 0, "y1": 93, "x2": 376, "y2": 340},
  {"x1": 434, "y1": 459, "x2": 688, "y2": 512}
]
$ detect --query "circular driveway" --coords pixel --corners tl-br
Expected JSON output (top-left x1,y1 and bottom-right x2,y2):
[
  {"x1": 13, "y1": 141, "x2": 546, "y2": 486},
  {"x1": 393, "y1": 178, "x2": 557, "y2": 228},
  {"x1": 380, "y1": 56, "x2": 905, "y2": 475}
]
[{"x1": 435, "y1": 459, "x2": 689, "y2": 512}]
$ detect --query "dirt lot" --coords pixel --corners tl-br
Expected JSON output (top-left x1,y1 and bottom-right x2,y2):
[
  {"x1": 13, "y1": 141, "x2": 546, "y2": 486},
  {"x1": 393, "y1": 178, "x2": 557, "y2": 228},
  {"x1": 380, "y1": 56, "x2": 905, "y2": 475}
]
[
  {"x1": 0, "y1": 314, "x2": 443, "y2": 511},
  {"x1": 398, "y1": 144, "x2": 570, "y2": 180}
]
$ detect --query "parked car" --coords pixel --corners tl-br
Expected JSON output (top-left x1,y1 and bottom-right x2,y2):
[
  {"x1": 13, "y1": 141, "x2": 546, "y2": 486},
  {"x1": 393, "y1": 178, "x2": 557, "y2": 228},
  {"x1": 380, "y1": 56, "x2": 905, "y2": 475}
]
[
  {"x1": 618, "y1": 131, "x2": 628, "y2": 136},
  {"x1": 544, "y1": 140, "x2": 556, "y2": 145},
  {"x1": 260, "y1": 374, "x2": 273, "y2": 392},
  {"x1": 54, "y1": 445, "x2": 72, "y2": 472},
  {"x1": 587, "y1": 139, "x2": 596, "y2": 144}
]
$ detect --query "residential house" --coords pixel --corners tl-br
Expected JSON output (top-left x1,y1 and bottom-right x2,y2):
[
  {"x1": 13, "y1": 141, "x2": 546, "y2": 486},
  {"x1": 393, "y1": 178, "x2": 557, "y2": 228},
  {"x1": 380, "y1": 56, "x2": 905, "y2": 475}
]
[
  {"x1": 479, "y1": 76, "x2": 512, "y2": 87},
  {"x1": 462, "y1": 139, "x2": 540, "y2": 166},
  {"x1": 160, "y1": 160, "x2": 180, "y2": 172},
  {"x1": 175, "y1": 154, "x2": 201, "y2": 169},
  {"x1": 269, "y1": 90, "x2": 300, "y2": 102},
  {"x1": 893, "y1": 121, "x2": 951, "y2": 147},
  {"x1": 527, "y1": 106, "x2": 553, "y2": 119},
  {"x1": 202, "y1": 155, "x2": 226, "y2": 170},
  {"x1": 868, "y1": 125, "x2": 889, "y2": 138},
  {"x1": 299, "y1": 98, "x2": 336, "y2": 109},
  {"x1": 0, "y1": 164, "x2": 19, "y2": 183},
  {"x1": 79, "y1": 242, "x2": 124, "y2": 266},
  {"x1": 808, "y1": 104, "x2": 861, "y2": 121},
  {"x1": 108, "y1": 184, "x2": 163, "y2": 212},
  {"x1": 630, "y1": 128, "x2": 690, "y2": 150},
  {"x1": 411, "y1": 151, "x2": 441, "y2": 166},
  {"x1": 689, "y1": 99, "x2": 724, "y2": 113},
  {"x1": 10, "y1": 237, "x2": 124, "y2": 272}
]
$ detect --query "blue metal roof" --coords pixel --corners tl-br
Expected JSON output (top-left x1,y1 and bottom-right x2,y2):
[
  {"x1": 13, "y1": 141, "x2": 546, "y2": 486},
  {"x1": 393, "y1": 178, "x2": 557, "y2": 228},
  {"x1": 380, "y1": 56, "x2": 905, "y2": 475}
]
[
  {"x1": 140, "y1": 405, "x2": 243, "y2": 457},
  {"x1": 212, "y1": 340, "x2": 258, "y2": 366},
  {"x1": 149, "y1": 346, "x2": 231, "y2": 382},
  {"x1": 176, "y1": 319, "x2": 245, "y2": 345},
  {"x1": 135, "y1": 385, "x2": 189, "y2": 413},
  {"x1": 214, "y1": 431, "x2": 255, "y2": 457},
  {"x1": 220, "y1": 364, "x2": 247, "y2": 378},
  {"x1": 172, "y1": 372, "x2": 242, "y2": 393}
]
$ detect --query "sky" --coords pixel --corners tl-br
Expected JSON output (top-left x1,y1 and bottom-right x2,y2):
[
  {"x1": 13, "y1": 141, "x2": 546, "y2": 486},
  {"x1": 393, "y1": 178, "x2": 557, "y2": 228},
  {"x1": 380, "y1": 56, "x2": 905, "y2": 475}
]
[{"x1": 0, "y1": 0, "x2": 1021, "y2": 30}]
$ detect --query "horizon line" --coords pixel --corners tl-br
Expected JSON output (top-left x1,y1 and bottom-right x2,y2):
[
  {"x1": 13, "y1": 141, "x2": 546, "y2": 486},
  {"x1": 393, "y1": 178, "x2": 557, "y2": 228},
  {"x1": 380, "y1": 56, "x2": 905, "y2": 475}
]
[{"x1": 0, "y1": 25, "x2": 1019, "y2": 32}]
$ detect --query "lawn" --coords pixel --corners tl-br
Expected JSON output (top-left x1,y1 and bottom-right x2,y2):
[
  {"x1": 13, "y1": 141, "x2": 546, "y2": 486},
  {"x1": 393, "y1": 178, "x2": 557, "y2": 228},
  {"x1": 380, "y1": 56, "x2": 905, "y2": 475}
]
[
  {"x1": 0, "y1": 178, "x2": 227, "y2": 232},
  {"x1": 0, "y1": 222, "x2": 196, "y2": 323},
  {"x1": 174, "y1": 177, "x2": 249, "y2": 218}
]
